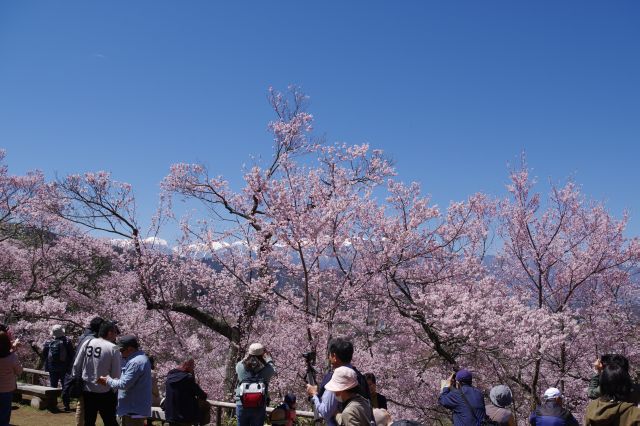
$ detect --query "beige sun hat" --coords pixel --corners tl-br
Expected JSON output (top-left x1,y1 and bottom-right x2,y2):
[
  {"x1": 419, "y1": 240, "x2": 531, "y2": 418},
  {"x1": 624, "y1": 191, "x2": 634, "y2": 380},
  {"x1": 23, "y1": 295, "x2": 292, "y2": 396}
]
[
  {"x1": 248, "y1": 342, "x2": 265, "y2": 356},
  {"x1": 325, "y1": 366, "x2": 359, "y2": 392}
]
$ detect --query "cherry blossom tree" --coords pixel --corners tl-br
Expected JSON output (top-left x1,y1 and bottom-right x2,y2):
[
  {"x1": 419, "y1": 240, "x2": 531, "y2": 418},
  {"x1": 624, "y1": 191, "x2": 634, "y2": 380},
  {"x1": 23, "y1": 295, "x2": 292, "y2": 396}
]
[
  {"x1": 1, "y1": 91, "x2": 639, "y2": 425},
  {"x1": 0, "y1": 153, "x2": 125, "y2": 365},
  {"x1": 161, "y1": 86, "x2": 397, "y2": 396},
  {"x1": 491, "y1": 162, "x2": 640, "y2": 411}
]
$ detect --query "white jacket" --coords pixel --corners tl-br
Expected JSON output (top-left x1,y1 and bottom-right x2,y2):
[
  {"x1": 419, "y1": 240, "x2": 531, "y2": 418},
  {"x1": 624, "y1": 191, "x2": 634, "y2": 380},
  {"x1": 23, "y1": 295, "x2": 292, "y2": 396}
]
[{"x1": 72, "y1": 337, "x2": 122, "y2": 393}]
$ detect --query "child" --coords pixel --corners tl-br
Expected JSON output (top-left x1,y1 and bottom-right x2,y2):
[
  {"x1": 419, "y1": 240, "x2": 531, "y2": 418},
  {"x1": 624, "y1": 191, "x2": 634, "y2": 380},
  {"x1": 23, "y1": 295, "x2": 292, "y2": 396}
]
[{"x1": 270, "y1": 394, "x2": 297, "y2": 426}]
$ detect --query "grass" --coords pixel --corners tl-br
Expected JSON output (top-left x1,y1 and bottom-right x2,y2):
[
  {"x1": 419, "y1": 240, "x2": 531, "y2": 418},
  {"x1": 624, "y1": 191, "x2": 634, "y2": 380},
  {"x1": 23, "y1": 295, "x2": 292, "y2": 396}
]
[{"x1": 9, "y1": 402, "x2": 81, "y2": 426}]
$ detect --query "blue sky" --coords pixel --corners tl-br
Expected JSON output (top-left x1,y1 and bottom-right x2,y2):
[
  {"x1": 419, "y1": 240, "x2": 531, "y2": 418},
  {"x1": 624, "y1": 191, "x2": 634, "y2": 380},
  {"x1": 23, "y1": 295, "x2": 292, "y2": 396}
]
[{"x1": 1, "y1": 1, "x2": 639, "y2": 240}]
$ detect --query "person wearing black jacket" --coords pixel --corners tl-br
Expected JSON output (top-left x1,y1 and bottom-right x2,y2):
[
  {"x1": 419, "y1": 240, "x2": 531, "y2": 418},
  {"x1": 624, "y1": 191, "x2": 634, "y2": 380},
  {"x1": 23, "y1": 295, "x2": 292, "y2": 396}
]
[
  {"x1": 42, "y1": 325, "x2": 75, "y2": 411},
  {"x1": 164, "y1": 358, "x2": 207, "y2": 426},
  {"x1": 528, "y1": 387, "x2": 578, "y2": 426}
]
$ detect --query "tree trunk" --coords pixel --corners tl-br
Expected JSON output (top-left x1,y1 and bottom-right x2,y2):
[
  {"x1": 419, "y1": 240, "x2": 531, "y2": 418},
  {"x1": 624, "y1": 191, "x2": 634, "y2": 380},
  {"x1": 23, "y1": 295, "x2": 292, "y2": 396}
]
[{"x1": 223, "y1": 338, "x2": 241, "y2": 400}]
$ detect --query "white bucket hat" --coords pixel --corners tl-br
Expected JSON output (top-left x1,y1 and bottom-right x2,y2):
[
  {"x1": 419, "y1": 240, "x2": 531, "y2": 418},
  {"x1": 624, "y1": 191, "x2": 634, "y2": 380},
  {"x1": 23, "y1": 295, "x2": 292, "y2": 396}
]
[{"x1": 325, "y1": 366, "x2": 359, "y2": 392}]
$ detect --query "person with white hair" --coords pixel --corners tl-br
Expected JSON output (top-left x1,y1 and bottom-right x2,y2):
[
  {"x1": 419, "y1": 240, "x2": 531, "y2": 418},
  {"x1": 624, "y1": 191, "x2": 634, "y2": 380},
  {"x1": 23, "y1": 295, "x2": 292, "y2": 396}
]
[
  {"x1": 235, "y1": 342, "x2": 276, "y2": 426},
  {"x1": 373, "y1": 408, "x2": 392, "y2": 426},
  {"x1": 325, "y1": 366, "x2": 373, "y2": 426},
  {"x1": 528, "y1": 387, "x2": 578, "y2": 426},
  {"x1": 42, "y1": 324, "x2": 75, "y2": 411}
]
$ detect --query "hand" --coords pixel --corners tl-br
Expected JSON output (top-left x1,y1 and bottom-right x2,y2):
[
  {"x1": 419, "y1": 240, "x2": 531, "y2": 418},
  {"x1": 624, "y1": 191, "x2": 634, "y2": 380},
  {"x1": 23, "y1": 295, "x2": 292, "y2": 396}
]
[
  {"x1": 96, "y1": 376, "x2": 108, "y2": 386},
  {"x1": 306, "y1": 384, "x2": 318, "y2": 397},
  {"x1": 448, "y1": 372, "x2": 456, "y2": 388},
  {"x1": 593, "y1": 358, "x2": 604, "y2": 373},
  {"x1": 11, "y1": 338, "x2": 21, "y2": 350}
]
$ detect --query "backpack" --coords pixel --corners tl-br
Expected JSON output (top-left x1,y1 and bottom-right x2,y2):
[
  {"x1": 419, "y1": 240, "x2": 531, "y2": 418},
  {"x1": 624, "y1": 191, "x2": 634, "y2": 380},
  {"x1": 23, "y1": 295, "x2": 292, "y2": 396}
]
[
  {"x1": 268, "y1": 403, "x2": 289, "y2": 425},
  {"x1": 48, "y1": 339, "x2": 67, "y2": 365},
  {"x1": 239, "y1": 373, "x2": 266, "y2": 408}
]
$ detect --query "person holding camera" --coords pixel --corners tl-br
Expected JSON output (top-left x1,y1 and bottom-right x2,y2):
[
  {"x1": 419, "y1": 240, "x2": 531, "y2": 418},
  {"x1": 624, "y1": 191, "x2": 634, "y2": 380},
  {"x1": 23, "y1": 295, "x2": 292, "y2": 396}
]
[
  {"x1": 97, "y1": 335, "x2": 152, "y2": 426},
  {"x1": 306, "y1": 338, "x2": 370, "y2": 426},
  {"x1": 235, "y1": 343, "x2": 276, "y2": 426},
  {"x1": 438, "y1": 369, "x2": 486, "y2": 426},
  {"x1": 585, "y1": 361, "x2": 640, "y2": 425},
  {"x1": 588, "y1": 354, "x2": 640, "y2": 403}
]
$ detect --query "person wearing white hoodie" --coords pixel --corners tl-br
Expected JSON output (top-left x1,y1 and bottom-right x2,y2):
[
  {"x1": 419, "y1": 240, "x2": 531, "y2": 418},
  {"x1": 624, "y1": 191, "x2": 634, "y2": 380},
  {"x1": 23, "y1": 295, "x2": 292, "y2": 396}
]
[{"x1": 72, "y1": 321, "x2": 121, "y2": 426}]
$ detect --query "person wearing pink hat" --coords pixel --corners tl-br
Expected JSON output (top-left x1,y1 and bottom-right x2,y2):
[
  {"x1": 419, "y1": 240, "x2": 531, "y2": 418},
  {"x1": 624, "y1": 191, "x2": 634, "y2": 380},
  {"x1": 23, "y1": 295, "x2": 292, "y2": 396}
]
[
  {"x1": 307, "y1": 338, "x2": 371, "y2": 426},
  {"x1": 324, "y1": 366, "x2": 373, "y2": 426}
]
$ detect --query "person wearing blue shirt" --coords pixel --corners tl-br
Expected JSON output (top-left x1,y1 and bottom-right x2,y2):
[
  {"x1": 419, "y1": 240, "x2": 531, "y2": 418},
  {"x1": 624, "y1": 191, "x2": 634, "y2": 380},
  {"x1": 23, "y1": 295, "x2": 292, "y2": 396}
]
[
  {"x1": 438, "y1": 369, "x2": 486, "y2": 426},
  {"x1": 98, "y1": 335, "x2": 152, "y2": 426}
]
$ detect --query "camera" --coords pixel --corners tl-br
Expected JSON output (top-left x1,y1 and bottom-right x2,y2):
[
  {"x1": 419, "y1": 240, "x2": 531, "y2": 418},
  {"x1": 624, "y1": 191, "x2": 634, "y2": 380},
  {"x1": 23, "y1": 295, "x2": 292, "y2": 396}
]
[{"x1": 302, "y1": 351, "x2": 316, "y2": 365}]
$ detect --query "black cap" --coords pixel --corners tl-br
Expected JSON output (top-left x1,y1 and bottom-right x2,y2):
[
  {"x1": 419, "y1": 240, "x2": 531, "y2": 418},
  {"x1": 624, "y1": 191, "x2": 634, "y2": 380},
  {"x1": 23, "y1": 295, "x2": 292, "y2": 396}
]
[
  {"x1": 89, "y1": 317, "x2": 104, "y2": 333},
  {"x1": 117, "y1": 335, "x2": 139, "y2": 350}
]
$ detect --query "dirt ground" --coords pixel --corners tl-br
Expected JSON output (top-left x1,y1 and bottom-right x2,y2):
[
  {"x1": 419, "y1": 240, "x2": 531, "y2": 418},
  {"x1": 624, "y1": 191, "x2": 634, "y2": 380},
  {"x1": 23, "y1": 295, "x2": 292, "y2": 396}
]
[{"x1": 8, "y1": 402, "x2": 172, "y2": 426}]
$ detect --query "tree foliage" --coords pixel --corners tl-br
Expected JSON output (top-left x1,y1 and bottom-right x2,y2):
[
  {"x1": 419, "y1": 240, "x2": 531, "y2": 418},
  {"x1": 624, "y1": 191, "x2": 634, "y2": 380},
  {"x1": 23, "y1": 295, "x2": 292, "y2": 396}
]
[{"x1": 1, "y1": 90, "x2": 638, "y2": 422}]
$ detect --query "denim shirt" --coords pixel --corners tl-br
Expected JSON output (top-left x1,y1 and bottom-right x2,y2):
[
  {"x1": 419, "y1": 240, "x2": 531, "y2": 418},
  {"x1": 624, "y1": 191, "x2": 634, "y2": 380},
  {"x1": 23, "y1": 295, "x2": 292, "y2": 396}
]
[
  {"x1": 312, "y1": 390, "x2": 338, "y2": 426},
  {"x1": 106, "y1": 350, "x2": 152, "y2": 417}
]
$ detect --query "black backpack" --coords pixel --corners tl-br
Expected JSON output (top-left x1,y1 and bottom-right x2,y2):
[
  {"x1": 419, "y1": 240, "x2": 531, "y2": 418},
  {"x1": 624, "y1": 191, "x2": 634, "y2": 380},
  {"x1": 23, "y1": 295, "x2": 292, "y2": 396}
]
[{"x1": 48, "y1": 339, "x2": 68, "y2": 365}]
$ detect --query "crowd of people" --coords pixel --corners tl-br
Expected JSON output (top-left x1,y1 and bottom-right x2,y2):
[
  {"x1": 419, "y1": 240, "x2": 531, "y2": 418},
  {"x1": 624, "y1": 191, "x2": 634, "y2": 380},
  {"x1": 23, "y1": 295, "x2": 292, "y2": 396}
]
[
  {"x1": 436, "y1": 355, "x2": 640, "y2": 426},
  {"x1": 1, "y1": 319, "x2": 640, "y2": 426},
  {"x1": 0, "y1": 318, "x2": 209, "y2": 426}
]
